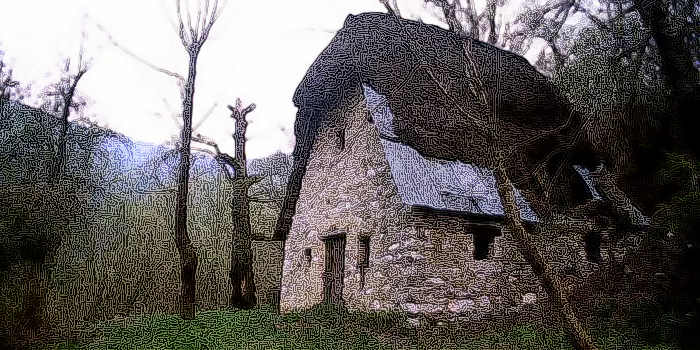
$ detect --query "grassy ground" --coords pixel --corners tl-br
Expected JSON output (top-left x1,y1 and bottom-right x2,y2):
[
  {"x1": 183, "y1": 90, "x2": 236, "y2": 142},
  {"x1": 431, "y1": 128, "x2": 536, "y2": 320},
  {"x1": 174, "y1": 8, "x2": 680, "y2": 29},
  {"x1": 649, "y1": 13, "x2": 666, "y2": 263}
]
[{"x1": 45, "y1": 305, "x2": 679, "y2": 350}]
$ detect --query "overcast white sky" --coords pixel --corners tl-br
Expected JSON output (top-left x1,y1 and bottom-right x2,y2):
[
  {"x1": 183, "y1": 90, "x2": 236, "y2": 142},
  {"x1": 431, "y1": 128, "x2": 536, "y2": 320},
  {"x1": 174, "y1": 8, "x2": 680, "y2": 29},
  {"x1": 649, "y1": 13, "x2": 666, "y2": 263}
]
[{"x1": 0, "y1": 0, "x2": 543, "y2": 159}]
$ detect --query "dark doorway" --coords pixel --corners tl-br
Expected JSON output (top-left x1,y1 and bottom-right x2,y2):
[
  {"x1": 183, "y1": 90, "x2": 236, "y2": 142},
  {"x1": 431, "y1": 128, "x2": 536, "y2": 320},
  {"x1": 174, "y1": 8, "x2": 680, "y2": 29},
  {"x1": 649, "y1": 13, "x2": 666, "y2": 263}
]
[{"x1": 322, "y1": 235, "x2": 346, "y2": 305}]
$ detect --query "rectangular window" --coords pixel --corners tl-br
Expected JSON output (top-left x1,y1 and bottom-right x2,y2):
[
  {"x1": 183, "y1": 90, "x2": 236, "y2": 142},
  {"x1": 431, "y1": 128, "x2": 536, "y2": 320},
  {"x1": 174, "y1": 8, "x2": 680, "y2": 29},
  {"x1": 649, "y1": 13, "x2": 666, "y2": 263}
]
[
  {"x1": 337, "y1": 126, "x2": 345, "y2": 150},
  {"x1": 304, "y1": 247, "x2": 312, "y2": 264},
  {"x1": 473, "y1": 233, "x2": 493, "y2": 260},
  {"x1": 416, "y1": 226, "x2": 426, "y2": 240},
  {"x1": 358, "y1": 237, "x2": 370, "y2": 267}
]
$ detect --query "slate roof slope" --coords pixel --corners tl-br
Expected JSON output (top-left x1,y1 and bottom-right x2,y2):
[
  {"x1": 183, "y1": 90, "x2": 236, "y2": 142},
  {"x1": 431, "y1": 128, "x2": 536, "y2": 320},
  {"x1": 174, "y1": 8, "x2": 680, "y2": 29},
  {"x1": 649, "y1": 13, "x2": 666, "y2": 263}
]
[
  {"x1": 572, "y1": 165, "x2": 650, "y2": 227},
  {"x1": 364, "y1": 84, "x2": 652, "y2": 226},
  {"x1": 364, "y1": 84, "x2": 539, "y2": 222}
]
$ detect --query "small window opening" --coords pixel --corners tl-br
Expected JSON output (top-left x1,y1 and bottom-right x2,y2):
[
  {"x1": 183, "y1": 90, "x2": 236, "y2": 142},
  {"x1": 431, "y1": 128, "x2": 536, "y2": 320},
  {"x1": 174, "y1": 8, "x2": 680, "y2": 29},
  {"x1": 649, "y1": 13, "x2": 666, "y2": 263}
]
[
  {"x1": 585, "y1": 231, "x2": 602, "y2": 263},
  {"x1": 358, "y1": 236, "x2": 370, "y2": 289},
  {"x1": 358, "y1": 237, "x2": 370, "y2": 267},
  {"x1": 473, "y1": 233, "x2": 494, "y2": 260},
  {"x1": 336, "y1": 126, "x2": 345, "y2": 150},
  {"x1": 416, "y1": 226, "x2": 426, "y2": 240},
  {"x1": 304, "y1": 248, "x2": 312, "y2": 264}
]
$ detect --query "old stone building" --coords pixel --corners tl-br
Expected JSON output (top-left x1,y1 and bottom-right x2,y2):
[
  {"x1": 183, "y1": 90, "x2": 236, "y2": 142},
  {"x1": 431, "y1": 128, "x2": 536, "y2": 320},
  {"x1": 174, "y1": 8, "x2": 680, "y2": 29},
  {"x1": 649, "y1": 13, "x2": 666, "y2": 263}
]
[{"x1": 275, "y1": 12, "x2": 647, "y2": 322}]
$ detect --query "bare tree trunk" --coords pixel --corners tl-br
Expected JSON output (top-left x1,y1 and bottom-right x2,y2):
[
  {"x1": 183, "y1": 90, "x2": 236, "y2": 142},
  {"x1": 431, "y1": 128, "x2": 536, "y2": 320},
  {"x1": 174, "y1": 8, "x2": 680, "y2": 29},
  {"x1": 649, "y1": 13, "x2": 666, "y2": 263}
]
[
  {"x1": 590, "y1": 165, "x2": 647, "y2": 228},
  {"x1": 53, "y1": 105, "x2": 70, "y2": 179},
  {"x1": 52, "y1": 75, "x2": 82, "y2": 180},
  {"x1": 486, "y1": 0, "x2": 498, "y2": 45},
  {"x1": 464, "y1": 0, "x2": 480, "y2": 39},
  {"x1": 174, "y1": 50, "x2": 199, "y2": 320},
  {"x1": 379, "y1": 0, "x2": 397, "y2": 16},
  {"x1": 229, "y1": 185, "x2": 257, "y2": 309},
  {"x1": 229, "y1": 106, "x2": 257, "y2": 308},
  {"x1": 190, "y1": 99, "x2": 259, "y2": 309},
  {"x1": 494, "y1": 166, "x2": 598, "y2": 350}
]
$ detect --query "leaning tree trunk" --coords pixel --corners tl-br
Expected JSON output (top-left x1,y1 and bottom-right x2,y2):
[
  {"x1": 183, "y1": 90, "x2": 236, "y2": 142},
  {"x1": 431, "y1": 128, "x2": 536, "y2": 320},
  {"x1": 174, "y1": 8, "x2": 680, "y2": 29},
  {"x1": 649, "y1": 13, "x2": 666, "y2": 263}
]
[
  {"x1": 174, "y1": 49, "x2": 200, "y2": 320},
  {"x1": 494, "y1": 166, "x2": 598, "y2": 350}
]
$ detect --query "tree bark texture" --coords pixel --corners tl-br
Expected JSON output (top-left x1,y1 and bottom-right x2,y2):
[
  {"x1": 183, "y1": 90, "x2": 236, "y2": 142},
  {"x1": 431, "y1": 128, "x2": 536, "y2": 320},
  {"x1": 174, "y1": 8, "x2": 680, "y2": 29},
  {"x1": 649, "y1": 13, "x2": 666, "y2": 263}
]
[
  {"x1": 229, "y1": 185, "x2": 257, "y2": 309},
  {"x1": 52, "y1": 74, "x2": 82, "y2": 180},
  {"x1": 494, "y1": 166, "x2": 599, "y2": 350},
  {"x1": 174, "y1": 49, "x2": 199, "y2": 320},
  {"x1": 228, "y1": 104, "x2": 257, "y2": 309}
]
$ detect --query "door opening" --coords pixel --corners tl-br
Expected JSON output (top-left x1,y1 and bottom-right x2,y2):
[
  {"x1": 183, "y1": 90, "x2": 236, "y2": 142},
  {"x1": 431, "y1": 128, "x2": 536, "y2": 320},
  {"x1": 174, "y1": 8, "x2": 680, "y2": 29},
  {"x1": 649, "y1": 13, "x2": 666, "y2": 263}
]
[{"x1": 322, "y1": 235, "x2": 346, "y2": 305}]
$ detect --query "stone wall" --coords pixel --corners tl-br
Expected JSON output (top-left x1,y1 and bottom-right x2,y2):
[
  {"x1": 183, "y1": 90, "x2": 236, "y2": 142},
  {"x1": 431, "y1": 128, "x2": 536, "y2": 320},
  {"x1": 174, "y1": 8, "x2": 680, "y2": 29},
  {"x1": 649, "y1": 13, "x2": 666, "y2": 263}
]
[
  {"x1": 280, "y1": 93, "x2": 405, "y2": 311},
  {"x1": 280, "y1": 92, "x2": 619, "y2": 322}
]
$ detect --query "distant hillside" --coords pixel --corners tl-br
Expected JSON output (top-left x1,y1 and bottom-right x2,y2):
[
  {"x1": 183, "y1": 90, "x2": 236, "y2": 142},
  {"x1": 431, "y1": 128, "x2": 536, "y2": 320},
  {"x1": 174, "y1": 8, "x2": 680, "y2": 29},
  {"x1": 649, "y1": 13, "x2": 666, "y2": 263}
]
[
  {"x1": 0, "y1": 99, "x2": 292, "y2": 197},
  {"x1": 0, "y1": 99, "x2": 292, "y2": 243}
]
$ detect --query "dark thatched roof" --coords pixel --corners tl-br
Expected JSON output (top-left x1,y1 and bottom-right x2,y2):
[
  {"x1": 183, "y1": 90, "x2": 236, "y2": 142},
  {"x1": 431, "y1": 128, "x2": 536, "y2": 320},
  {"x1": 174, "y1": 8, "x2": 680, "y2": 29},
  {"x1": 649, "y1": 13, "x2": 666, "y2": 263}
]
[{"x1": 274, "y1": 12, "x2": 595, "y2": 240}]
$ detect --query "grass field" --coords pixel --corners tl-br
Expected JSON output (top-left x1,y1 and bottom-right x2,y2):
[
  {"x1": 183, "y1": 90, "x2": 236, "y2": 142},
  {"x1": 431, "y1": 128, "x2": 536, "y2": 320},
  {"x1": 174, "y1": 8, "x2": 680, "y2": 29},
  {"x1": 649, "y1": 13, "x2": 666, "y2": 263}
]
[{"x1": 46, "y1": 305, "x2": 679, "y2": 350}]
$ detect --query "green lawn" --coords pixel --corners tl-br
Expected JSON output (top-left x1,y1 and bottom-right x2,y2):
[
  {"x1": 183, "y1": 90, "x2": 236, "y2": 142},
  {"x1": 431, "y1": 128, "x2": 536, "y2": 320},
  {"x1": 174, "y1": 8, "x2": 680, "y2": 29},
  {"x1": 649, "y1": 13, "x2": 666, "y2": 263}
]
[{"x1": 47, "y1": 305, "x2": 679, "y2": 350}]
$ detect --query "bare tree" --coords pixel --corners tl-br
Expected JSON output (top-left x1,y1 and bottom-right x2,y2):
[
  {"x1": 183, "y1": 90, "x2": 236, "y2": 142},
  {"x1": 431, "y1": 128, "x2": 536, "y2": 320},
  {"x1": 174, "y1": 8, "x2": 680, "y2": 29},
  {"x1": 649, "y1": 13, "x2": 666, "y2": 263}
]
[
  {"x1": 98, "y1": 0, "x2": 225, "y2": 319},
  {"x1": 493, "y1": 168, "x2": 598, "y2": 350},
  {"x1": 472, "y1": 41, "x2": 597, "y2": 349},
  {"x1": 504, "y1": 0, "x2": 655, "y2": 74},
  {"x1": 40, "y1": 42, "x2": 91, "y2": 180},
  {"x1": 467, "y1": 42, "x2": 599, "y2": 349},
  {"x1": 192, "y1": 98, "x2": 271, "y2": 309},
  {"x1": 380, "y1": 2, "x2": 693, "y2": 347},
  {"x1": 0, "y1": 50, "x2": 32, "y2": 108},
  {"x1": 0, "y1": 62, "x2": 21, "y2": 107},
  {"x1": 417, "y1": 0, "x2": 511, "y2": 47},
  {"x1": 507, "y1": 0, "x2": 580, "y2": 70},
  {"x1": 170, "y1": 0, "x2": 225, "y2": 320}
]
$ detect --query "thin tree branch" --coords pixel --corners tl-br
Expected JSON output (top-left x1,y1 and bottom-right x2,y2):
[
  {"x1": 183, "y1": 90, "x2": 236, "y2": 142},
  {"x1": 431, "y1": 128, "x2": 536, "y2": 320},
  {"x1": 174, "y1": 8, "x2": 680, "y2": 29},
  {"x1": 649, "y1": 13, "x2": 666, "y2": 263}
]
[
  {"x1": 427, "y1": 0, "x2": 466, "y2": 35},
  {"x1": 420, "y1": 65, "x2": 488, "y2": 130},
  {"x1": 199, "y1": 0, "x2": 221, "y2": 46},
  {"x1": 249, "y1": 197, "x2": 278, "y2": 204},
  {"x1": 486, "y1": 0, "x2": 498, "y2": 45},
  {"x1": 176, "y1": 0, "x2": 190, "y2": 48},
  {"x1": 191, "y1": 133, "x2": 244, "y2": 176},
  {"x1": 186, "y1": 3, "x2": 196, "y2": 43},
  {"x1": 379, "y1": 0, "x2": 399, "y2": 16},
  {"x1": 192, "y1": 102, "x2": 219, "y2": 132},
  {"x1": 191, "y1": 146, "x2": 235, "y2": 181},
  {"x1": 96, "y1": 23, "x2": 186, "y2": 83}
]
